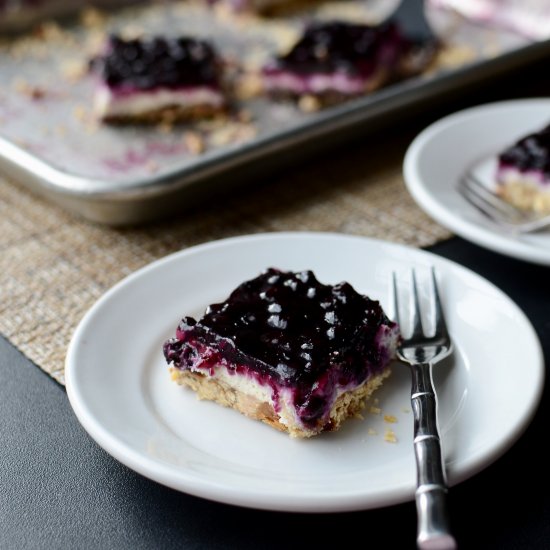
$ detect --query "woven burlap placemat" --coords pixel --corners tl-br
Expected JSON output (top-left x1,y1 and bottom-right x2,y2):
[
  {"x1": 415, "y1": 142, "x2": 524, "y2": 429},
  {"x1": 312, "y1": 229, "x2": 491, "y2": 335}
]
[{"x1": 0, "y1": 136, "x2": 451, "y2": 385}]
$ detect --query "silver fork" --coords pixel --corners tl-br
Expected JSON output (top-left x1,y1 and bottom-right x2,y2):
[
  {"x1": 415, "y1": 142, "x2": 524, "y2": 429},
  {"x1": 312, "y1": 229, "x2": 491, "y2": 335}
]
[
  {"x1": 458, "y1": 171, "x2": 550, "y2": 233},
  {"x1": 392, "y1": 269, "x2": 456, "y2": 550}
]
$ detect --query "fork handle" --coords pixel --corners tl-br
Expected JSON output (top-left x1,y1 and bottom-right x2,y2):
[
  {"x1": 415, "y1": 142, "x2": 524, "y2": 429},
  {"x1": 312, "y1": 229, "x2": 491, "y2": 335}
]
[{"x1": 411, "y1": 362, "x2": 457, "y2": 550}]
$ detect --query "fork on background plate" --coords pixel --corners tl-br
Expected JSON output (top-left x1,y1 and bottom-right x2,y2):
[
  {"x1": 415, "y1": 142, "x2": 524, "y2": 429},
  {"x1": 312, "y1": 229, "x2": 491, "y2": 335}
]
[
  {"x1": 392, "y1": 269, "x2": 456, "y2": 550},
  {"x1": 458, "y1": 171, "x2": 550, "y2": 233}
]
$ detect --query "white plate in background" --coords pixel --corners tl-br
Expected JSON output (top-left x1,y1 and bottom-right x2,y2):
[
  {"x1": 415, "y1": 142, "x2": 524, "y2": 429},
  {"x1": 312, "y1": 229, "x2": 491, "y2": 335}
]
[
  {"x1": 404, "y1": 98, "x2": 550, "y2": 265},
  {"x1": 65, "y1": 232, "x2": 544, "y2": 512}
]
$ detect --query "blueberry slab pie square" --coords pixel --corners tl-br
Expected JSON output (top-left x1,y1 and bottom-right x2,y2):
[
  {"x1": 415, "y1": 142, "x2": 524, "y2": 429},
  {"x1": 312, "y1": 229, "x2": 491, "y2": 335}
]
[
  {"x1": 92, "y1": 35, "x2": 226, "y2": 122},
  {"x1": 497, "y1": 123, "x2": 550, "y2": 214},
  {"x1": 163, "y1": 268, "x2": 399, "y2": 438},
  {"x1": 261, "y1": 20, "x2": 434, "y2": 104}
]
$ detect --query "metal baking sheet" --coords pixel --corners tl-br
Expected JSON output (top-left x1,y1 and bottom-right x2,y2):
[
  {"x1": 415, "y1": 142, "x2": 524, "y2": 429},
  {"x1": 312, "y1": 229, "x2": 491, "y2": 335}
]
[{"x1": 1, "y1": 0, "x2": 549, "y2": 225}]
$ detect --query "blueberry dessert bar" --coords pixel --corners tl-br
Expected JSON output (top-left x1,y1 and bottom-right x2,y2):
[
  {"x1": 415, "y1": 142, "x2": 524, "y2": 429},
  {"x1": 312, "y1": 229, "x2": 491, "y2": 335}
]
[
  {"x1": 91, "y1": 35, "x2": 226, "y2": 122},
  {"x1": 163, "y1": 268, "x2": 399, "y2": 438},
  {"x1": 497, "y1": 123, "x2": 550, "y2": 213},
  {"x1": 261, "y1": 21, "x2": 432, "y2": 103}
]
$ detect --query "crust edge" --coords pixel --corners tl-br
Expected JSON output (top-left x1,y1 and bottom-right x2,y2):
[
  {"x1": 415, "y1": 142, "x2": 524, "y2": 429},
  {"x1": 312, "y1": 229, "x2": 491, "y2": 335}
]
[{"x1": 170, "y1": 366, "x2": 391, "y2": 438}]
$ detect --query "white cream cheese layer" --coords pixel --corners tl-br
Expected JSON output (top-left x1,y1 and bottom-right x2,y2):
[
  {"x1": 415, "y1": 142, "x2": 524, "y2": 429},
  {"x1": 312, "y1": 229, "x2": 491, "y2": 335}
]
[{"x1": 95, "y1": 86, "x2": 224, "y2": 117}]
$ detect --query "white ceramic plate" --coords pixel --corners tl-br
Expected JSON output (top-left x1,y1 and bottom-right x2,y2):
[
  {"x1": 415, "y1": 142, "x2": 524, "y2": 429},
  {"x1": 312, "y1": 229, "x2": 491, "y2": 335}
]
[
  {"x1": 65, "y1": 232, "x2": 544, "y2": 512},
  {"x1": 404, "y1": 98, "x2": 550, "y2": 265}
]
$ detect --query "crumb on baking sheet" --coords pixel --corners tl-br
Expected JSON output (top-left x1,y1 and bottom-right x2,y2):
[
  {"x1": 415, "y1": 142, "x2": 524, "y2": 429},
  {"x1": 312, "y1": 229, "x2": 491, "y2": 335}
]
[
  {"x1": 234, "y1": 72, "x2": 264, "y2": 101},
  {"x1": 85, "y1": 29, "x2": 108, "y2": 55},
  {"x1": 60, "y1": 59, "x2": 87, "y2": 82},
  {"x1": 207, "y1": 120, "x2": 257, "y2": 147},
  {"x1": 183, "y1": 131, "x2": 206, "y2": 155},
  {"x1": 298, "y1": 94, "x2": 322, "y2": 113},
  {"x1": 11, "y1": 77, "x2": 46, "y2": 100},
  {"x1": 237, "y1": 109, "x2": 253, "y2": 123},
  {"x1": 73, "y1": 104, "x2": 100, "y2": 134},
  {"x1": 33, "y1": 21, "x2": 66, "y2": 42},
  {"x1": 261, "y1": 21, "x2": 300, "y2": 52},
  {"x1": 432, "y1": 43, "x2": 476, "y2": 70},
  {"x1": 384, "y1": 429, "x2": 398, "y2": 443},
  {"x1": 80, "y1": 7, "x2": 108, "y2": 28}
]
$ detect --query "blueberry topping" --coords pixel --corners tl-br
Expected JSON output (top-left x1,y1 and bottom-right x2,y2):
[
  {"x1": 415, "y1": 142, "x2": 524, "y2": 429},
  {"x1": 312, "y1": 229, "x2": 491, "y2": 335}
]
[
  {"x1": 266, "y1": 21, "x2": 405, "y2": 76},
  {"x1": 164, "y1": 268, "x2": 397, "y2": 429},
  {"x1": 499, "y1": 124, "x2": 550, "y2": 178},
  {"x1": 94, "y1": 35, "x2": 221, "y2": 91}
]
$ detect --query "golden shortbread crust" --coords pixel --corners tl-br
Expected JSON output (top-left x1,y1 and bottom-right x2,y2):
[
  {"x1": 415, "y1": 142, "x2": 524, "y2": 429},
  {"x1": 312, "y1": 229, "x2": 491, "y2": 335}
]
[
  {"x1": 170, "y1": 366, "x2": 391, "y2": 438},
  {"x1": 103, "y1": 103, "x2": 226, "y2": 124},
  {"x1": 498, "y1": 180, "x2": 550, "y2": 214}
]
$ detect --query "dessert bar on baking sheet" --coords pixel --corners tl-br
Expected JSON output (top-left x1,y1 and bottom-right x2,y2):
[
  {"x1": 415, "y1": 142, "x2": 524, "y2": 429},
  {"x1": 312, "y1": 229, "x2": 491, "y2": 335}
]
[{"x1": 0, "y1": 0, "x2": 548, "y2": 225}]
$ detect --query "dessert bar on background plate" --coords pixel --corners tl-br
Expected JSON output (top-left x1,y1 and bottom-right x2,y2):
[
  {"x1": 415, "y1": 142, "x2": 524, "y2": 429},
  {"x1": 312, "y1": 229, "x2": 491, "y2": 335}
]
[
  {"x1": 0, "y1": 0, "x2": 549, "y2": 225},
  {"x1": 403, "y1": 98, "x2": 550, "y2": 266}
]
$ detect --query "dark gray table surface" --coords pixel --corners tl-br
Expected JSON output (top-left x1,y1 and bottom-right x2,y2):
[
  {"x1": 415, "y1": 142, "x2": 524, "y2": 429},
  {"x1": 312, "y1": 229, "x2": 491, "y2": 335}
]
[{"x1": 1, "y1": 236, "x2": 549, "y2": 550}]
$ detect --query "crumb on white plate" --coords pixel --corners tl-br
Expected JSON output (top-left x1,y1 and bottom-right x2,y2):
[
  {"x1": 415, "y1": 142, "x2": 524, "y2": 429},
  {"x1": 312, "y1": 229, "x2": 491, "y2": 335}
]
[{"x1": 384, "y1": 429, "x2": 398, "y2": 443}]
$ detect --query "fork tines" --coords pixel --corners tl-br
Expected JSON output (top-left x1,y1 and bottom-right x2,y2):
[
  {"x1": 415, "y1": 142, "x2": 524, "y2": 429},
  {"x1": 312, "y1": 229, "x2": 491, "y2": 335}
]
[{"x1": 392, "y1": 268, "x2": 450, "y2": 343}]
